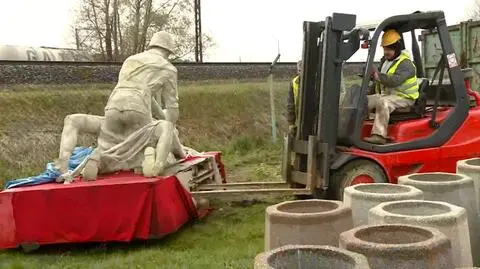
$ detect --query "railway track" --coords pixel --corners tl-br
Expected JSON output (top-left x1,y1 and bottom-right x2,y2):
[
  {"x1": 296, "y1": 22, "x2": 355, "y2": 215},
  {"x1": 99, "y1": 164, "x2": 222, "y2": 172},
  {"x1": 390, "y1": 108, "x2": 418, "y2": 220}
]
[
  {"x1": 0, "y1": 60, "x2": 367, "y2": 67},
  {"x1": 0, "y1": 61, "x2": 369, "y2": 85}
]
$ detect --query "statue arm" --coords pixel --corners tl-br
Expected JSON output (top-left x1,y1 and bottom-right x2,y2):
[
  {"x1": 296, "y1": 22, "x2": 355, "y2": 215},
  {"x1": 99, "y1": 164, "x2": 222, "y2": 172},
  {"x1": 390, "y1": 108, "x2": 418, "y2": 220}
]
[
  {"x1": 151, "y1": 97, "x2": 166, "y2": 120},
  {"x1": 56, "y1": 114, "x2": 103, "y2": 183},
  {"x1": 161, "y1": 70, "x2": 180, "y2": 124}
]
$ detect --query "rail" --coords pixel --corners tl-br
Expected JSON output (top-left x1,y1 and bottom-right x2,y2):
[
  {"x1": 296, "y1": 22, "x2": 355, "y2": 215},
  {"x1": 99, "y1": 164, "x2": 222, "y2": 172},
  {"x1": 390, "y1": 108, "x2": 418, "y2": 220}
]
[{"x1": 0, "y1": 60, "x2": 369, "y2": 67}]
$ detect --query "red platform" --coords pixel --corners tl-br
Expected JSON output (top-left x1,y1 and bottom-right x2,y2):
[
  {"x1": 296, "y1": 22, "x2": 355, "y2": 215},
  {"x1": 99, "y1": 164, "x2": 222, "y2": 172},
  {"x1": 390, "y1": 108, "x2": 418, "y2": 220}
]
[{"x1": 0, "y1": 152, "x2": 224, "y2": 249}]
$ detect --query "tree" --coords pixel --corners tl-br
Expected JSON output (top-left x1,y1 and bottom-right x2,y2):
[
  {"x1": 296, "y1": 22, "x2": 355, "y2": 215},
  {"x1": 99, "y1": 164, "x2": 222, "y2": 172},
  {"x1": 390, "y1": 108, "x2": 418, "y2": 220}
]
[
  {"x1": 72, "y1": 0, "x2": 214, "y2": 61},
  {"x1": 469, "y1": 0, "x2": 480, "y2": 20}
]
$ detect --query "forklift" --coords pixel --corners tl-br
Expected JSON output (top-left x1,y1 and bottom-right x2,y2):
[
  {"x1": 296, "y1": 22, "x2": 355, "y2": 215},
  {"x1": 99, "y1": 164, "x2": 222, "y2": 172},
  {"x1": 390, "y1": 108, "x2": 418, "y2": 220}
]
[{"x1": 190, "y1": 10, "x2": 480, "y2": 201}]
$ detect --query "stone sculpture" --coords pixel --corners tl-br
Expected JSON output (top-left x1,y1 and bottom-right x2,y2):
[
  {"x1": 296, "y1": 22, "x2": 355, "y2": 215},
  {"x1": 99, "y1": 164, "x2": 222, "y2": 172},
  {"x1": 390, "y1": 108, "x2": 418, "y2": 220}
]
[
  {"x1": 54, "y1": 112, "x2": 187, "y2": 184},
  {"x1": 54, "y1": 30, "x2": 186, "y2": 183}
]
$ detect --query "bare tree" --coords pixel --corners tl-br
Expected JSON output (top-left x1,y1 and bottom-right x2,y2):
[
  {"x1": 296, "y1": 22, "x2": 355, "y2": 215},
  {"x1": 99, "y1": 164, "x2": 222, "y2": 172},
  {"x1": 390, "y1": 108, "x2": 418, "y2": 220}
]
[
  {"x1": 72, "y1": 0, "x2": 214, "y2": 61},
  {"x1": 469, "y1": 0, "x2": 480, "y2": 20}
]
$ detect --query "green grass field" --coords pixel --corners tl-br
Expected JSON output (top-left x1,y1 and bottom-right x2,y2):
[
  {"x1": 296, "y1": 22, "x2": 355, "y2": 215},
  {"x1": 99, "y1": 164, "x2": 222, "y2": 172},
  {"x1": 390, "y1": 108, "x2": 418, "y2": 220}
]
[{"x1": 0, "y1": 78, "x2": 360, "y2": 268}]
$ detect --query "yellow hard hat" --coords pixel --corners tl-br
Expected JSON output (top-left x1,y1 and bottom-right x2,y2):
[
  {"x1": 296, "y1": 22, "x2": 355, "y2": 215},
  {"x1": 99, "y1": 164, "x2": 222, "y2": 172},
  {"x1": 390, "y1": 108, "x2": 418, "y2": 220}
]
[{"x1": 381, "y1": 29, "x2": 401, "y2": 47}]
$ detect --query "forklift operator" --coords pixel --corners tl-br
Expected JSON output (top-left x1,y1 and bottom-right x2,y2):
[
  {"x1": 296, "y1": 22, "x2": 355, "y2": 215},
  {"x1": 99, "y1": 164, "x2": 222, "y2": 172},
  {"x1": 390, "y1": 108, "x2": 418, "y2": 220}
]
[{"x1": 364, "y1": 29, "x2": 419, "y2": 145}]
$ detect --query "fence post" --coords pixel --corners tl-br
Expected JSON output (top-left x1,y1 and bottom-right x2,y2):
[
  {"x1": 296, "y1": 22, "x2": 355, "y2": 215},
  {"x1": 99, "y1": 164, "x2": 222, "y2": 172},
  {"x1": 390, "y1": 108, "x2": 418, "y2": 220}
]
[{"x1": 268, "y1": 54, "x2": 281, "y2": 143}]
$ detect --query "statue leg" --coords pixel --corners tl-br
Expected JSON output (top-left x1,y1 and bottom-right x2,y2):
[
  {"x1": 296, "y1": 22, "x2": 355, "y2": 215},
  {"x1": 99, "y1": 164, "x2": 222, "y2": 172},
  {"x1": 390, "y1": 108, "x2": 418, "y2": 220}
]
[
  {"x1": 55, "y1": 113, "x2": 104, "y2": 174},
  {"x1": 171, "y1": 128, "x2": 186, "y2": 159},
  {"x1": 142, "y1": 121, "x2": 176, "y2": 177}
]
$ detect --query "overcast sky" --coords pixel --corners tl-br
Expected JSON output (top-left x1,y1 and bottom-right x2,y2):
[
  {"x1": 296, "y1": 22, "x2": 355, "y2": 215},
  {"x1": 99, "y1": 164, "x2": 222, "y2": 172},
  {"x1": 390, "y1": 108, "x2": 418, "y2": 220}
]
[{"x1": 0, "y1": 0, "x2": 476, "y2": 62}]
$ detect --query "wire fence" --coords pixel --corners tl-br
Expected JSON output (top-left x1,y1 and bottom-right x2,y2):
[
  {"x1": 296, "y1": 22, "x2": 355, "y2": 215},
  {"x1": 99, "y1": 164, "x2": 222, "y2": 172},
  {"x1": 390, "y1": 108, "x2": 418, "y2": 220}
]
[
  {"x1": 0, "y1": 85, "x2": 112, "y2": 186},
  {"x1": 0, "y1": 67, "x2": 362, "y2": 188}
]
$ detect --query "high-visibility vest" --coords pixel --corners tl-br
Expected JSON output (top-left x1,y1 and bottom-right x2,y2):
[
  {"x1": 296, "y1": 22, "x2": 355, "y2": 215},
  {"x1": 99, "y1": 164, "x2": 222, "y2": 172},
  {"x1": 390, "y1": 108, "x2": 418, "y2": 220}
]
[
  {"x1": 292, "y1": 75, "x2": 300, "y2": 110},
  {"x1": 292, "y1": 76, "x2": 300, "y2": 125},
  {"x1": 375, "y1": 52, "x2": 419, "y2": 100}
]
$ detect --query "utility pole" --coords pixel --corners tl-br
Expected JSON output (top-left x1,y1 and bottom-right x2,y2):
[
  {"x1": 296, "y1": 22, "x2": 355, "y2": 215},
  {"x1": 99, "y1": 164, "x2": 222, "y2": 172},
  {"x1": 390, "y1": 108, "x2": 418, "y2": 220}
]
[
  {"x1": 194, "y1": 0, "x2": 203, "y2": 62},
  {"x1": 268, "y1": 53, "x2": 281, "y2": 143},
  {"x1": 75, "y1": 28, "x2": 80, "y2": 50}
]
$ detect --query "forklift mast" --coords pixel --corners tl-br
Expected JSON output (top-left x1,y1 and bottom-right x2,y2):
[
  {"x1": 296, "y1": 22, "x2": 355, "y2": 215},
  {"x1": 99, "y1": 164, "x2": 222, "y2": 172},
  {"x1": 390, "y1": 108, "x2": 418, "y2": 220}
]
[{"x1": 291, "y1": 13, "x2": 366, "y2": 191}]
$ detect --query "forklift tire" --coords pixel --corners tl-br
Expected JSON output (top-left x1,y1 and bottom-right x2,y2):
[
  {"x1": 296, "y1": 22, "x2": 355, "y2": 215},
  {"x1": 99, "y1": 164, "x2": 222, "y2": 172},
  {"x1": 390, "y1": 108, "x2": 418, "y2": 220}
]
[{"x1": 328, "y1": 159, "x2": 387, "y2": 201}]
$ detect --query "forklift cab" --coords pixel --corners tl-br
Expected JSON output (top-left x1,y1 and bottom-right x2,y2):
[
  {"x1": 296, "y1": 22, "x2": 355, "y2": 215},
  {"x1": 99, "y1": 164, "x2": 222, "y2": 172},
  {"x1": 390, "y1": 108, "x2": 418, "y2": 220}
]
[{"x1": 337, "y1": 11, "x2": 469, "y2": 153}]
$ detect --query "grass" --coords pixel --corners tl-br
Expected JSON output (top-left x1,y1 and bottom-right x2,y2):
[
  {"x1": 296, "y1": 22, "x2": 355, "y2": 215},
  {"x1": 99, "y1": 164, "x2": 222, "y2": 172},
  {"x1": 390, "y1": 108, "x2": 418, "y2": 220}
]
[
  {"x1": 0, "y1": 77, "x2": 360, "y2": 268},
  {"x1": 0, "y1": 135, "x2": 286, "y2": 269},
  {"x1": 0, "y1": 201, "x2": 280, "y2": 269}
]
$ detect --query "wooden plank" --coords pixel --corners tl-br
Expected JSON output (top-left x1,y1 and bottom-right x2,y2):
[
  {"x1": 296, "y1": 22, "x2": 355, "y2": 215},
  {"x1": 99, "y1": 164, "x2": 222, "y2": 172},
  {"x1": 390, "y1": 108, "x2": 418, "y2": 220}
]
[{"x1": 163, "y1": 157, "x2": 212, "y2": 175}]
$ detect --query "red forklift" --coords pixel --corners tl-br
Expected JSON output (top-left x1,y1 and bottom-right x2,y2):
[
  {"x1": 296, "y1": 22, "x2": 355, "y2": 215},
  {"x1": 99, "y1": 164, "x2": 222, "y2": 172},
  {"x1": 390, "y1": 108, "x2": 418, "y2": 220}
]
[
  {"x1": 288, "y1": 10, "x2": 480, "y2": 200},
  {"x1": 190, "y1": 11, "x2": 480, "y2": 201}
]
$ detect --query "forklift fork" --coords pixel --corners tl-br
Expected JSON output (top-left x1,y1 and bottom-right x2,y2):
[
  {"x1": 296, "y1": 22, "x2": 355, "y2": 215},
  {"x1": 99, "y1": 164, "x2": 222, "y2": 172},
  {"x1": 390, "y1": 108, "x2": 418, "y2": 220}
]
[{"x1": 190, "y1": 134, "x2": 318, "y2": 200}]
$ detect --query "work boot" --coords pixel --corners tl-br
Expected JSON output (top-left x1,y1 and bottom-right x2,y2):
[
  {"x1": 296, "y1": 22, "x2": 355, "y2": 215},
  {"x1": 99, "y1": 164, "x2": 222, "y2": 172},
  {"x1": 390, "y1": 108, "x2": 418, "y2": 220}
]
[{"x1": 364, "y1": 134, "x2": 387, "y2": 145}]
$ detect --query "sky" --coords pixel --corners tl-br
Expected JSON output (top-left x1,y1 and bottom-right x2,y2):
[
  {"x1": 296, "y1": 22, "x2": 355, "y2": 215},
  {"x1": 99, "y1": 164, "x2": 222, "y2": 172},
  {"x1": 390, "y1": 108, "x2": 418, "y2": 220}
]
[{"x1": 0, "y1": 0, "x2": 477, "y2": 62}]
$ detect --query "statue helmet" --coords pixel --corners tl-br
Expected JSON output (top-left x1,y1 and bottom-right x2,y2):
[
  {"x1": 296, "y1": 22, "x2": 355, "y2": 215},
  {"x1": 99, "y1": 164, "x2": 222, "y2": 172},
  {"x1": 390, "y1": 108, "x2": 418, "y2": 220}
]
[{"x1": 147, "y1": 31, "x2": 175, "y2": 53}]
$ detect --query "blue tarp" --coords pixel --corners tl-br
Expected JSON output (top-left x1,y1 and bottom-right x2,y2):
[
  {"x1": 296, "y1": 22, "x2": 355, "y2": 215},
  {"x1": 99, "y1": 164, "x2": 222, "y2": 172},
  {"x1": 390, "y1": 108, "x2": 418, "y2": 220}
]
[{"x1": 3, "y1": 146, "x2": 94, "y2": 190}]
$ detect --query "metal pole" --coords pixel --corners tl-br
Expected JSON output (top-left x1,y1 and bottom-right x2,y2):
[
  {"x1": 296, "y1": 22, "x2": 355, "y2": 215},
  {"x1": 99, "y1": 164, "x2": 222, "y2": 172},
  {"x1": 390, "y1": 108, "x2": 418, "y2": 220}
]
[
  {"x1": 194, "y1": 0, "x2": 203, "y2": 62},
  {"x1": 268, "y1": 73, "x2": 277, "y2": 143},
  {"x1": 75, "y1": 28, "x2": 80, "y2": 50},
  {"x1": 269, "y1": 54, "x2": 281, "y2": 143}
]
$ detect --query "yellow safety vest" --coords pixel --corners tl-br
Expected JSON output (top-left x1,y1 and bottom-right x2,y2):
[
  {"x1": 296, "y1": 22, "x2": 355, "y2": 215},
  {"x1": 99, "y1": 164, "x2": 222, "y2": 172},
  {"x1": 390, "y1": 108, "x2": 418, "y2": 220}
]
[
  {"x1": 375, "y1": 52, "x2": 419, "y2": 100},
  {"x1": 292, "y1": 76, "x2": 300, "y2": 125},
  {"x1": 292, "y1": 75, "x2": 300, "y2": 110}
]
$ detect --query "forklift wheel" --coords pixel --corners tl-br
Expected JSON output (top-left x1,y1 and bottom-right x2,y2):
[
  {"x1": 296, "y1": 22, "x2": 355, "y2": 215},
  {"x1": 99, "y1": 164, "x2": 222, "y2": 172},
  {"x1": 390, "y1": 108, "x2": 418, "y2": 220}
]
[{"x1": 329, "y1": 159, "x2": 387, "y2": 201}]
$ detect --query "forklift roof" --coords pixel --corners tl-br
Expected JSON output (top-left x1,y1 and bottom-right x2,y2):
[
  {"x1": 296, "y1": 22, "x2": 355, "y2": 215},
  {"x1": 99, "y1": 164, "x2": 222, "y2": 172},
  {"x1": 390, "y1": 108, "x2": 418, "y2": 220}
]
[{"x1": 369, "y1": 11, "x2": 445, "y2": 33}]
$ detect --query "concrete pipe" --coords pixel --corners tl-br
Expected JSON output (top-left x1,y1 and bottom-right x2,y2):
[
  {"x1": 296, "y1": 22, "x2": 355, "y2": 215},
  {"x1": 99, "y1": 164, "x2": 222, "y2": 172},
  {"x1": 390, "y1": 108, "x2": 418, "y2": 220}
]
[
  {"x1": 369, "y1": 199, "x2": 472, "y2": 267},
  {"x1": 339, "y1": 224, "x2": 454, "y2": 269},
  {"x1": 265, "y1": 199, "x2": 353, "y2": 251},
  {"x1": 254, "y1": 244, "x2": 371, "y2": 269},
  {"x1": 398, "y1": 172, "x2": 480, "y2": 266},
  {"x1": 456, "y1": 158, "x2": 480, "y2": 213},
  {"x1": 343, "y1": 183, "x2": 424, "y2": 227}
]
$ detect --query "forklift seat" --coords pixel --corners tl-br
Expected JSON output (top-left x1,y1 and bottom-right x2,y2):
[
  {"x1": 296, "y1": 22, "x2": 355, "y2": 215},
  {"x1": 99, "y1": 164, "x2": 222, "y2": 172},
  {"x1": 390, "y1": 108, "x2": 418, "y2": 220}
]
[{"x1": 389, "y1": 78, "x2": 428, "y2": 122}]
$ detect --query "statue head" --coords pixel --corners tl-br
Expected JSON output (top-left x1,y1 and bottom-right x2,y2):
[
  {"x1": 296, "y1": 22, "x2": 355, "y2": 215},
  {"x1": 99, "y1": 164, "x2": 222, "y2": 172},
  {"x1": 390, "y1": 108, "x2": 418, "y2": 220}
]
[{"x1": 147, "y1": 31, "x2": 175, "y2": 56}]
